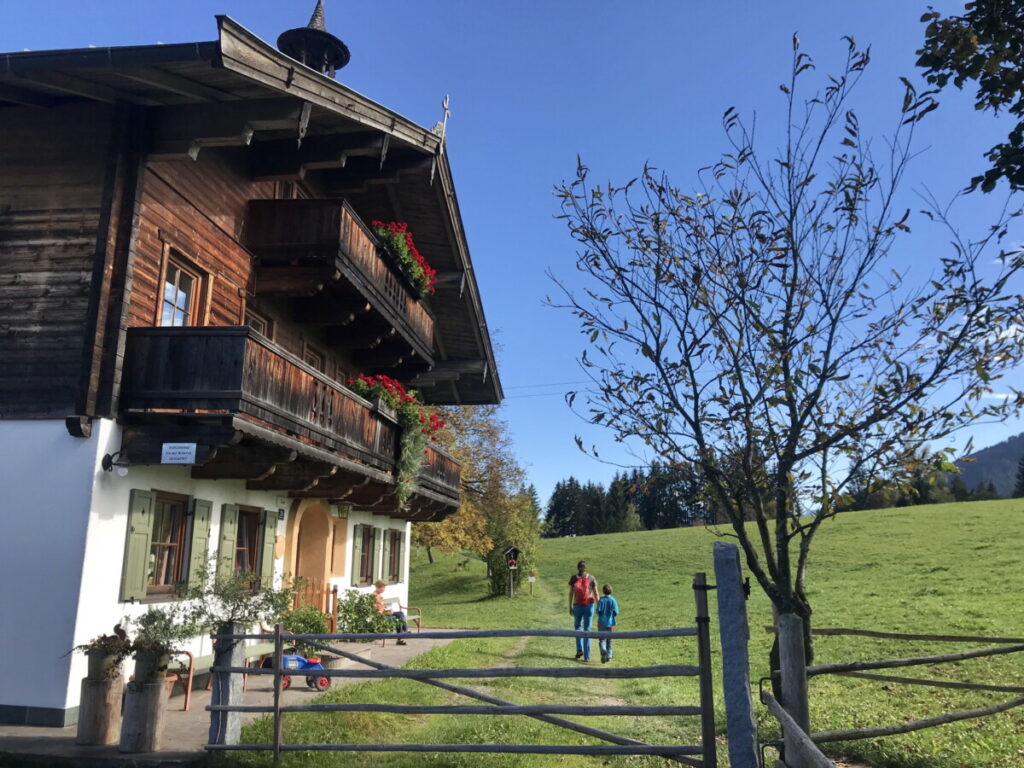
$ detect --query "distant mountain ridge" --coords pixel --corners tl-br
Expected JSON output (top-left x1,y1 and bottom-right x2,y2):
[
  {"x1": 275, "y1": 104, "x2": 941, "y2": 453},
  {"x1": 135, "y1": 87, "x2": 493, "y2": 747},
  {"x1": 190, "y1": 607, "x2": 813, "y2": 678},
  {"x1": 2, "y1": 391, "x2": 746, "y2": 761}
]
[{"x1": 955, "y1": 432, "x2": 1024, "y2": 497}]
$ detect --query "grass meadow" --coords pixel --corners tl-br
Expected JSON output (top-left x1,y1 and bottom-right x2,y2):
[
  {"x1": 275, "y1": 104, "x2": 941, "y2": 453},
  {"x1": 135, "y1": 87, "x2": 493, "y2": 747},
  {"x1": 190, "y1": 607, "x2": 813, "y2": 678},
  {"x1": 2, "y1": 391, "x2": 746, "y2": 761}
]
[{"x1": 224, "y1": 498, "x2": 1024, "y2": 768}]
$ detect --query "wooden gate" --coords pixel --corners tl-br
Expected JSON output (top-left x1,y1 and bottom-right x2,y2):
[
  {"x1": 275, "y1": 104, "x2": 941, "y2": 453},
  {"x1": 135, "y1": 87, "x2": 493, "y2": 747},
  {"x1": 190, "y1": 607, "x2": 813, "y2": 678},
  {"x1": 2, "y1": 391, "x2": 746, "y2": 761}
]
[{"x1": 206, "y1": 574, "x2": 721, "y2": 766}]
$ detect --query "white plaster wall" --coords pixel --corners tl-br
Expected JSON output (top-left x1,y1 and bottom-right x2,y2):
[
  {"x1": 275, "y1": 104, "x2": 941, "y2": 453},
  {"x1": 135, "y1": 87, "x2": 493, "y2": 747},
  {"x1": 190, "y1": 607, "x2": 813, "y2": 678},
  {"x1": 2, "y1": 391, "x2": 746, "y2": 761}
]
[
  {"x1": 0, "y1": 421, "x2": 102, "y2": 711},
  {"x1": 66, "y1": 420, "x2": 285, "y2": 710}
]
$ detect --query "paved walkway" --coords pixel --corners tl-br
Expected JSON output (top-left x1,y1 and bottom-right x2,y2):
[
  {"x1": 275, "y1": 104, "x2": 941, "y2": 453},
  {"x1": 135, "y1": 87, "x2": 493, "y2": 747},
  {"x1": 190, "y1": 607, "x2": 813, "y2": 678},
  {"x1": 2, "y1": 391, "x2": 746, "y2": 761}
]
[{"x1": 0, "y1": 634, "x2": 458, "y2": 767}]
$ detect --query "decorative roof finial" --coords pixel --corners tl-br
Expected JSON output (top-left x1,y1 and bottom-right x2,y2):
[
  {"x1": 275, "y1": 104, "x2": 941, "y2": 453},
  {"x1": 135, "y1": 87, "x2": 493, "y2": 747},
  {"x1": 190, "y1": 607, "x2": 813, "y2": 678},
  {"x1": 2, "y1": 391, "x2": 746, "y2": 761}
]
[
  {"x1": 277, "y1": 0, "x2": 350, "y2": 78},
  {"x1": 308, "y1": 0, "x2": 327, "y2": 32}
]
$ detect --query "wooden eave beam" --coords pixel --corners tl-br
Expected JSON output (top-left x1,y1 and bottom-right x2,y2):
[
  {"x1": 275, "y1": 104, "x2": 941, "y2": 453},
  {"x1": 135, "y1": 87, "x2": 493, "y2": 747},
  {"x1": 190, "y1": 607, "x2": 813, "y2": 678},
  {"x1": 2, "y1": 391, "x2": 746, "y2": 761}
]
[
  {"x1": 13, "y1": 70, "x2": 160, "y2": 105},
  {"x1": 323, "y1": 325, "x2": 394, "y2": 350},
  {"x1": 112, "y1": 66, "x2": 238, "y2": 103},
  {"x1": 412, "y1": 359, "x2": 489, "y2": 386},
  {"x1": 191, "y1": 443, "x2": 298, "y2": 480},
  {"x1": 147, "y1": 98, "x2": 305, "y2": 160},
  {"x1": 253, "y1": 265, "x2": 339, "y2": 296},
  {"x1": 292, "y1": 299, "x2": 370, "y2": 326},
  {"x1": 322, "y1": 156, "x2": 433, "y2": 196},
  {"x1": 0, "y1": 81, "x2": 64, "y2": 107},
  {"x1": 248, "y1": 132, "x2": 392, "y2": 180},
  {"x1": 246, "y1": 459, "x2": 338, "y2": 491}
]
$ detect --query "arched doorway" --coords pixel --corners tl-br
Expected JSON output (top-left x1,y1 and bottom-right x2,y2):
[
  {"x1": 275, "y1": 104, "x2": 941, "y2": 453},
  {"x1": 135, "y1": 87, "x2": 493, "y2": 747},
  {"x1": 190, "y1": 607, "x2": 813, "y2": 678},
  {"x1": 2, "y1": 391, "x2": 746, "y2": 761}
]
[{"x1": 285, "y1": 500, "x2": 335, "y2": 611}]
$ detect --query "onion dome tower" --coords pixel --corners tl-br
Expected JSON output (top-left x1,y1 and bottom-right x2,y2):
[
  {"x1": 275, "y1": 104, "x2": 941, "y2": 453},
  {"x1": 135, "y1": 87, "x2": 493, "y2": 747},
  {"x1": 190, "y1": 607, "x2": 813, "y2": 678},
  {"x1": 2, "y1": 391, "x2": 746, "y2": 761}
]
[{"x1": 277, "y1": 0, "x2": 350, "y2": 78}]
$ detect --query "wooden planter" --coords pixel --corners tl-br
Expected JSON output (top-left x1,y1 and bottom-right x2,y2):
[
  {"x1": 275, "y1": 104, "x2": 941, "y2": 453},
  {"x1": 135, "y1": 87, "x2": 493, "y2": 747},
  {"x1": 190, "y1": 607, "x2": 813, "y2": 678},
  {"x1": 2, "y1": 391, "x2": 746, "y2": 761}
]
[
  {"x1": 118, "y1": 650, "x2": 171, "y2": 753},
  {"x1": 75, "y1": 651, "x2": 124, "y2": 746}
]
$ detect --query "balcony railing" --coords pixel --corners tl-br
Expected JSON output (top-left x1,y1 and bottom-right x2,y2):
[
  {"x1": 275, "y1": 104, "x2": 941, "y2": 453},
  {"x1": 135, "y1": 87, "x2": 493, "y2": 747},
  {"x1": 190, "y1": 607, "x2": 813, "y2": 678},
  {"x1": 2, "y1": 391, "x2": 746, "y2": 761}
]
[
  {"x1": 246, "y1": 199, "x2": 434, "y2": 361},
  {"x1": 421, "y1": 444, "x2": 461, "y2": 499},
  {"x1": 120, "y1": 326, "x2": 398, "y2": 470}
]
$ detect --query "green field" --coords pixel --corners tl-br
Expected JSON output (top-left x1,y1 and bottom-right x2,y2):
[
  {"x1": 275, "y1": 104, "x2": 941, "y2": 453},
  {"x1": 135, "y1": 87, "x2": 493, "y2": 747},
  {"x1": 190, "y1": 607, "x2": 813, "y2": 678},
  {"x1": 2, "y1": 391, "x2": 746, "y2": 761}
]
[{"x1": 228, "y1": 499, "x2": 1024, "y2": 767}]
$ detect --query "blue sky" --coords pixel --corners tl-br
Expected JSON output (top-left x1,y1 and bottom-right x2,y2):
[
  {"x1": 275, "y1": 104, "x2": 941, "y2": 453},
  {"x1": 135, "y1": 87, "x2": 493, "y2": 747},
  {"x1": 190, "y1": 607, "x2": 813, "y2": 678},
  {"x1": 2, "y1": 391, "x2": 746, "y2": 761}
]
[{"x1": 3, "y1": 1, "x2": 1022, "y2": 505}]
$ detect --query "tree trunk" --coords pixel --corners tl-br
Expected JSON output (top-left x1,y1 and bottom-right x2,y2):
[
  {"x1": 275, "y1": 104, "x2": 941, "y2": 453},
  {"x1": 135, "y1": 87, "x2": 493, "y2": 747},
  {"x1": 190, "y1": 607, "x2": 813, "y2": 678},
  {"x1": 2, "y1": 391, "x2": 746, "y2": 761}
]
[{"x1": 76, "y1": 674, "x2": 122, "y2": 745}]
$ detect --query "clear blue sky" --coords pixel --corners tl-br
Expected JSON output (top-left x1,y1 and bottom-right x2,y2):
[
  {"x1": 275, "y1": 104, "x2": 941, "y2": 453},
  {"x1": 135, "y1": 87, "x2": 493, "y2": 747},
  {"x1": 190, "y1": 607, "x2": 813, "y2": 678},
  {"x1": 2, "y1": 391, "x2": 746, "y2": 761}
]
[{"x1": 3, "y1": 1, "x2": 1022, "y2": 505}]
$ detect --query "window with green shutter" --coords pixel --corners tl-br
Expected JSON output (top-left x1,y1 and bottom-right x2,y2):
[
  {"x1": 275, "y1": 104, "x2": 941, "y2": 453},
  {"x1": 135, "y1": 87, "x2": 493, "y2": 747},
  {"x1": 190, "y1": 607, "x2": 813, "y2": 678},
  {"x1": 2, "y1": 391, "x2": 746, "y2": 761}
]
[
  {"x1": 216, "y1": 504, "x2": 240, "y2": 582},
  {"x1": 120, "y1": 489, "x2": 155, "y2": 602},
  {"x1": 259, "y1": 509, "x2": 277, "y2": 589}
]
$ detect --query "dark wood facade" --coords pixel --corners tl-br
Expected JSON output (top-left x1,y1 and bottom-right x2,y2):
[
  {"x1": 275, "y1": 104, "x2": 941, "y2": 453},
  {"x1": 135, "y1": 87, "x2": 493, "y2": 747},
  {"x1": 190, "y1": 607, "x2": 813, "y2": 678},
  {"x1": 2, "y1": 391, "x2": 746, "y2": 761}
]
[{"x1": 0, "y1": 16, "x2": 504, "y2": 519}]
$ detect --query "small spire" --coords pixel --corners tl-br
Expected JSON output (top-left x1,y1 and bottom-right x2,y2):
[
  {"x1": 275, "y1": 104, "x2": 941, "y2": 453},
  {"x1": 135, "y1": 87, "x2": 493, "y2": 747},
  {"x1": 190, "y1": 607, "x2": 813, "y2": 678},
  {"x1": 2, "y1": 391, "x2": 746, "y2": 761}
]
[
  {"x1": 277, "y1": 0, "x2": 350, "y2": 77},
  {"x1": 308, "y1": 0, "x2": 326, "y2": 32}
]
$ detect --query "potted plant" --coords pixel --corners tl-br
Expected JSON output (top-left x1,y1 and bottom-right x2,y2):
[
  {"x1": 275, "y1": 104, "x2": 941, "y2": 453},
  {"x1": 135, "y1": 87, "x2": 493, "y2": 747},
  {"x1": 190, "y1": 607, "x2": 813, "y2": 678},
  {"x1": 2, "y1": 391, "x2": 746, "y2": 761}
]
[
  {"x1": 119, "y1": 606, "x2": 198, "y2": 753},
  {"x1": 128, "y1": 606, "x2": 196, "y2": 683},
  {"x1": 73, "y1": 626, "x2": 132, "y2": 745},
  {"x1": 370, "y1": 220, "x2": 437, "y2": 297},
  {"x1": 346, "y1": 373, "x2": 446, "y2": 511}
]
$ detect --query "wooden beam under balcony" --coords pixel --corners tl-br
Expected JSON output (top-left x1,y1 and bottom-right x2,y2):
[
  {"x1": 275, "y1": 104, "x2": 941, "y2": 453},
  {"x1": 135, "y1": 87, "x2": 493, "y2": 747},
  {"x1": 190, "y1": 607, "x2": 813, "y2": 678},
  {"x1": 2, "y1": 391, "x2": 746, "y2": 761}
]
[
  {"x1": 254, "y1": 265, "x2": 339, "y2": 296},
  {"x1": 119, "y1": 417, "x2": 242, "y2": 465},
  {"x1": 247, "y1": 460, "x2": 339, "y2": 492},
  {"x1": 292, "y1": 299, "x2": 372, "y2": 326},
  {"x1": 323, "y1": 324, "x2": 395, "y2": 350},
  {"x1": 412, "y1": 359, "x2": 490, "y2": 387},
  {"x1": 191, "y1": 442, "x2": 298, "y2": 480}
]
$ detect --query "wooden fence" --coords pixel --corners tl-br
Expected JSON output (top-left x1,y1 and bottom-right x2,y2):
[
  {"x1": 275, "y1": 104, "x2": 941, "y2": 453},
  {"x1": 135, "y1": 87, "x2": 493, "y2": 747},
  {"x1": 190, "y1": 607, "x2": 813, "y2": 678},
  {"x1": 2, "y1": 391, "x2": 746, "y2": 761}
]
[
  {"x1": 763, "y1": 624, "x2": 1024, "y2": 763},
  {"x1": 204, "y1": 574, "x2": 721, "y2": 767}
]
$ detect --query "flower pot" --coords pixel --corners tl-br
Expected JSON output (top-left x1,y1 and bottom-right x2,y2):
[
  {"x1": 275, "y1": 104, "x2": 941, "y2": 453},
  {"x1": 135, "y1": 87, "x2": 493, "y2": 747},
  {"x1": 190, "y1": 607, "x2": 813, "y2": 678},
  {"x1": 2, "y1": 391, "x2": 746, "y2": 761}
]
[
  {"x1": 87, "y1": 650, "x2": 123, "y2": 681},
  {"x1": 132, "y1": 649, "x2": 171, "y2": 684}
]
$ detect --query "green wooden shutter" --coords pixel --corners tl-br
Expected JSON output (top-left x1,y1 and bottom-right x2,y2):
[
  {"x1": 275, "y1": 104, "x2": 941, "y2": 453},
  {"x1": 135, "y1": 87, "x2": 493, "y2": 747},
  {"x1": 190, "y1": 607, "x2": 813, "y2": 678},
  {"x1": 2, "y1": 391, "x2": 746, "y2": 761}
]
[
  {"x1": 351, "y1": 524, "x2": 363, "y2": 584},
  {"x1": 120, "y1": 489, "x2": 155, "y2": 602},
  {"x1": 259, "y1": 509, "x2": 277, "y2": 589},
  {"x1": 398, "y1": 531, "x2": 406, "y2": 583},
  {"x1": 381, "y1": 530, "x2": 392, "y2": 583},
  {"x1": 372, "y1": 527, "x2": 382, "y2": 581},
  {"x1": 216, "y1": 504, "x2": 239, "y2": 582},
  {"x1": 187, "y1": 498, "x2": 213, "y2": 587}
]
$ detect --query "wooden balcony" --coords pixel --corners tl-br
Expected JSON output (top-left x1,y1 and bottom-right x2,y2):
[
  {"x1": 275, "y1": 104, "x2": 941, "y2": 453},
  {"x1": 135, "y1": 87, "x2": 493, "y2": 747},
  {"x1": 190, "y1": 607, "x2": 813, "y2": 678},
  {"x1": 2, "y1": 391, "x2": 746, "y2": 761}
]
[
  {"x1": 118, "y1": 326, "x2": 459, "y2": 519},
  {"x1": 246, "y1": 199, "x2": 434, "y2": 374}
]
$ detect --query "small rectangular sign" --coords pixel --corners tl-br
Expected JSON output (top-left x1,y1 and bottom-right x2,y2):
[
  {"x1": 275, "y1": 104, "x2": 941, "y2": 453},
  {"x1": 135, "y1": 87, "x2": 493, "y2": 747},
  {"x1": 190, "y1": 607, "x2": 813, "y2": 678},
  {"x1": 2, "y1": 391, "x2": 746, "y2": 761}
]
[
  {"x1": 161, "y1": 442, "x2": 197, "y2": 464},
  {"x1": 527, "y1": 576, "x2": 537, "y2": 583}
]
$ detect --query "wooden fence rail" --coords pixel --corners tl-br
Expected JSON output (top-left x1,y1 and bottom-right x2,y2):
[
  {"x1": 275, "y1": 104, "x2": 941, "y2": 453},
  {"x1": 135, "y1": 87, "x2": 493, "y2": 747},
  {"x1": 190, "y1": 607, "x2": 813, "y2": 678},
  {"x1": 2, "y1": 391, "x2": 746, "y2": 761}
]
[
  {"x1": 205, "y1": 573, "x2": 718, "y2": 768},
  {"x1": 764, "y1": 624, "x2": 1024, "y2": 757}
]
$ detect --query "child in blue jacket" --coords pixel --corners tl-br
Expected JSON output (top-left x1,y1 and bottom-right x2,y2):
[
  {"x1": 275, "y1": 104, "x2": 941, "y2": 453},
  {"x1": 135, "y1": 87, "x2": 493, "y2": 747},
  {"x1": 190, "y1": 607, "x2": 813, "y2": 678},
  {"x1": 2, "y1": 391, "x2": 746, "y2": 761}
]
[{"x1": 596, "y1": 584, "x2": 619, "y2": 663}]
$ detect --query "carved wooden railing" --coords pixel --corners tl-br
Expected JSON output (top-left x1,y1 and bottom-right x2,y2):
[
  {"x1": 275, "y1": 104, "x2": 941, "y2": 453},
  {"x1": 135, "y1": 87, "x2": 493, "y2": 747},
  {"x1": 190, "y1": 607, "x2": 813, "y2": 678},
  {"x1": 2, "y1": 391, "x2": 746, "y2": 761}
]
[
  {"x1": 421, "y1": 444, "x2": 461, "y2": 499},
  {"x1": 121, "y1": 326, "x2": 398, "y2": 470},
  {"x1": 246, "y1": 199, "x2": 433, "y2": 356}
]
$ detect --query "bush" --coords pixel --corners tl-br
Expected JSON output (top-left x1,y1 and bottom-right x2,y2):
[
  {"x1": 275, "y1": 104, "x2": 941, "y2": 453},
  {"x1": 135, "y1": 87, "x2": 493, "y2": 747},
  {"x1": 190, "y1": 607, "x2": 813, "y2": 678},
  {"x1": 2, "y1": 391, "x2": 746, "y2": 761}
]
[
  {"x1": 279, "y1": 604, "x2": 331, "y2": 656},
  {"x1": 335, "y1": 589, "x2": 395, "y2": 635}
]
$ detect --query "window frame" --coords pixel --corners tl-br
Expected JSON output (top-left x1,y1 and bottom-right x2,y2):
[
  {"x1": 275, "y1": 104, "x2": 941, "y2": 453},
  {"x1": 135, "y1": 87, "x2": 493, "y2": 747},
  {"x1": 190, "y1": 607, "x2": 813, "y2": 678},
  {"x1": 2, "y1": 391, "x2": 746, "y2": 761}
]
[
  {"x1": 146, "y1": 491, "x2": 191, "y2": 597},
  {"x1": 244, "y1": 307, "x2": 274, "y2": 340},
  {"x1": 235, "y1": 506, "x2": 263, "y2": 576},
  {"x1": 155, "y1": 236, "x2": 211, "y2": 328}
]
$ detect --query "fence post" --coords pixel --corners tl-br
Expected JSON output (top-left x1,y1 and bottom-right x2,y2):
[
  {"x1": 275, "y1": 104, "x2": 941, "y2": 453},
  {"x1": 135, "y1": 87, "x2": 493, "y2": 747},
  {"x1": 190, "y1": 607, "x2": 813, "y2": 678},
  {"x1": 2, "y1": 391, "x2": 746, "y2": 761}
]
[
  {"x1": 778, "y1": 613, "x2": 810, "y2": 768},
  {"x1": 694, "y1": 572, "x2": 718, "y2": 768},
  {"x1": 208, "y1": 621, "x2": 245, "y2": 748},
  {"x1": 272, "y1": 622, "x2": 284, "y2": 763},
  {"x1": 712, "y1": 542, "x2": 760, "y2": 768},
  {"x1": 330, "y1": 585, "x2": 339, "y2": 632}
]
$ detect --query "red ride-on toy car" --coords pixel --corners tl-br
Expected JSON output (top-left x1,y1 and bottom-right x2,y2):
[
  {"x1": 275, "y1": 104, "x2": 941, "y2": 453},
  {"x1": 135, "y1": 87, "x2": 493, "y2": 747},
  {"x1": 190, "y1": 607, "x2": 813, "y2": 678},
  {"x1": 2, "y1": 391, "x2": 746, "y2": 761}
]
[{"x1": 279, "y1": 654, "x2": 331, "y2": 691}]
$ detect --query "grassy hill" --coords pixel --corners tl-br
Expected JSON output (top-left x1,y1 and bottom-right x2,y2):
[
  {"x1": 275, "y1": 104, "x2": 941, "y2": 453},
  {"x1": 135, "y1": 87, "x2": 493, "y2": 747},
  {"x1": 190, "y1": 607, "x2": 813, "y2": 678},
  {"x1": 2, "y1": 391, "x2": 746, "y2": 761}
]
[{"x1": 233, "y1": 499, "x2": 1024, "y2": 768}]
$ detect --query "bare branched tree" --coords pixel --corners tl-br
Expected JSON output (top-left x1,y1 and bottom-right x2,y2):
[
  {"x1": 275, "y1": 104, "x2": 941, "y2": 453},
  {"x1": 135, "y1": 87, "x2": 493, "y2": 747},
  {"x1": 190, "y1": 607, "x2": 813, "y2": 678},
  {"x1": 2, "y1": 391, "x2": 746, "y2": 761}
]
[{"x1": 553, "y1": 37, "x2": 1024, "y2": 721}]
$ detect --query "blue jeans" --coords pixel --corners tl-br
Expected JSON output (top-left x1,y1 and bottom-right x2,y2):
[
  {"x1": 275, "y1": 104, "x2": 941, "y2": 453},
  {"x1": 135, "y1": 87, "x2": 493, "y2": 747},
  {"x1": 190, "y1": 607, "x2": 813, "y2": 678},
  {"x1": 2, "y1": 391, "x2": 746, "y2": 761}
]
[
  {"x1": 598, "y1": 624, "x2": 613, "y2": 658},
  {"x1": 391, "y1": 611, "x2": 408, "y2": 633},
  {"x1": 573, "y1": 603, "x2": 595, "y2": 658}
]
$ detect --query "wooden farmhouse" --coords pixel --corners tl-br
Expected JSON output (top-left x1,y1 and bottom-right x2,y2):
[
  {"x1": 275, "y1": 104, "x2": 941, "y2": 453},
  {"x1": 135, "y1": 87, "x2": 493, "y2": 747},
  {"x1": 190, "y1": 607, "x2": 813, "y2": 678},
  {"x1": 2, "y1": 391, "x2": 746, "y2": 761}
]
[{"x1": 0, "y1": 3, "x2": 501, "y2": 727}]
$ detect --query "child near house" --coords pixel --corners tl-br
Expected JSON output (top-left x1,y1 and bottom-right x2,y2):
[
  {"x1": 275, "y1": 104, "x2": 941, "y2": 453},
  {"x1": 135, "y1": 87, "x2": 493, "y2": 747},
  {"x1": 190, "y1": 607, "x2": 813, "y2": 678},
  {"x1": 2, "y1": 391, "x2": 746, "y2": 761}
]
[
  {"x1": 374, "y1": 579, "x2": 408, "y2": 645},
  {"x1": 596, "y1": 584, "x2": 619, "y2": 663}
]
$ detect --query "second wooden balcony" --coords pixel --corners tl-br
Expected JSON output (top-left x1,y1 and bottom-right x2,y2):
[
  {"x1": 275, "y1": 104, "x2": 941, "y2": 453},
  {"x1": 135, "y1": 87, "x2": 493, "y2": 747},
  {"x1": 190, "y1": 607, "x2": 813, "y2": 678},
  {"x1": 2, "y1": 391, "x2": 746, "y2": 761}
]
[
  {"x1": 246, "y1": 199, "x2": 434, "y2": 375},
  {"x1": 117, "y1": 326, "x2": 460, "y2": 520}
]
